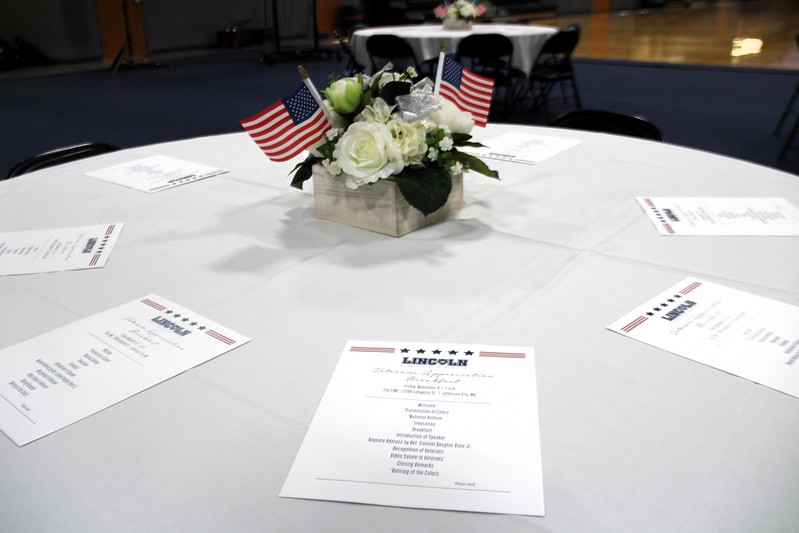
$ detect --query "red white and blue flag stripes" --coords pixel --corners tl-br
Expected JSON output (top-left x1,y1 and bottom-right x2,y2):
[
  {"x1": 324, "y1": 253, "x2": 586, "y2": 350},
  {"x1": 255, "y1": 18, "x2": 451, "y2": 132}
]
[
  {"x1": 438, "y1": 55, "x2": 495, "y2": 127},
  {"x1": 240, "y1": 84, "x2": 331, "y2": 162}
]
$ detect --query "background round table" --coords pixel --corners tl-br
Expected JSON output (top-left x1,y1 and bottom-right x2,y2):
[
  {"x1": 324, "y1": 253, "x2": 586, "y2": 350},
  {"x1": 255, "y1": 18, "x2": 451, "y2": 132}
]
[{"x1": 350, "y1": 24, "x2": 559, "y2": 74}]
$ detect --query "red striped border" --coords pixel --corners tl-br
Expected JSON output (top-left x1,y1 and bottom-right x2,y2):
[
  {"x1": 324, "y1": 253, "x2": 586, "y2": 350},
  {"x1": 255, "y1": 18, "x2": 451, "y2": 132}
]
[
  {"x1": 621, "y1": 315, "x2": 648, "y2": 332},
  {"x1": 680, "y1": 281, "x2": 702, "y2": 295},
  {"x1": 141, "y1": 298, "x2": 166, "y2": 311},
  {"x1": 206, "y1": 329, "x2": 235, "y2": 345},
  {"x1": 350, "y1": 346, "x2": 396, "y2": 353},
  {"x1": 479, "y1": 351, "x2": 525, "y2": 358}
]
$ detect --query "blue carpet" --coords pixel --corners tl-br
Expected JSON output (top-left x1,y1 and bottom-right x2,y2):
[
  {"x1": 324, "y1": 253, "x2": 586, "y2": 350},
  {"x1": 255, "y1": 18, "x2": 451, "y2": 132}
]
[{"x1": 2, "y1": 51, "x2": 797, "y2": 177}]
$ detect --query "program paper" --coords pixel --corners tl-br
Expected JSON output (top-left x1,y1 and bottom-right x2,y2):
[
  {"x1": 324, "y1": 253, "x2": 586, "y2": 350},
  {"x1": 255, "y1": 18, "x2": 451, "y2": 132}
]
[
  {"x1": 281, "y1": 341, "x2": 545, "y2": 516},
  {"x1": 608, "y1": 278, "x2": 799, "y2": 397},
  {"x1": 0, "y1": 223, "x2": 122, "y2": 275},
  {"x1": 0, "y1": 295, "x2": 250, "y2": 445},
  {"x1": 86, "y1": 155, "x2": 227, "y2": 192},
  {"x1": 637, "y1": 197, "x2": 799, "y2": 235},
  {"x1": 463, "y1": 132, "x2": 581, "y2": 165}
]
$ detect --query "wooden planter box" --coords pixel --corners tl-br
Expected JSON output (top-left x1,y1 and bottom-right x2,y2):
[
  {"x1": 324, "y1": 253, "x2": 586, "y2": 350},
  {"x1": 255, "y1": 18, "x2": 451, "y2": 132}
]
[
  {"x1": 443, "y1": 19, "x2": 473, "y2": 30},
  {"x1": 312, "y1": 171, "x2": 463, "y2": 237}
]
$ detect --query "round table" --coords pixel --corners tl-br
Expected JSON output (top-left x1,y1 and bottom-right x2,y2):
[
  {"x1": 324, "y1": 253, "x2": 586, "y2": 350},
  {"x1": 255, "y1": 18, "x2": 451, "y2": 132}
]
[
  {"x1": 0, "y1": 125, "x2": 797, "y2": 532},
  {"x1": 350, "y1": 24, "x2": 558, "y2": 74}
]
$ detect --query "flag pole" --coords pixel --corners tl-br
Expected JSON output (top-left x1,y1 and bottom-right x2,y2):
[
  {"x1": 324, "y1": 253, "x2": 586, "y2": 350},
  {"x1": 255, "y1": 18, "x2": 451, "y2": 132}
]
[
  {"x1": 433, "y1": 41, "x2": 447, "y2": 96},
  {"x1": 297, "y1": 65, "x2": 334, "y2": 126}
]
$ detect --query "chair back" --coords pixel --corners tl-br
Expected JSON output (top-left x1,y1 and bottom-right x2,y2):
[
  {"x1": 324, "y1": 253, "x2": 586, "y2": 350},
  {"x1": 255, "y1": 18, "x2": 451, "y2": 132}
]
[
  {"x1": 456, "y1": 33, "x2": 514, "y2": 64},
  {"x1": 5, "y1": 142, "x2": 120, "y2": 179},
  {"x1": 365, "y1": 35, "x2": 418, "y2": 72},
  {"x1": 455, "y1": 34, "x2": 516, "y2": 85},
  {"x1": 550, "y1": 109, "x2": 664, "y2": 141},
  {"x1": 534, "y1": 25, "x2": 580, "y2": 73}
]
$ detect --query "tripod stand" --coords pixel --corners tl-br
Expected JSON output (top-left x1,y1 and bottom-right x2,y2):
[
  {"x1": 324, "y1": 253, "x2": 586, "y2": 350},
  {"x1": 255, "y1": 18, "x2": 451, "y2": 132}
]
[
  {"x1": 261, "y1": 0, "x2": 337, "y2": 64},
  {"x1": 111, "y1": 0, "x2": 164, "y2": 73}
]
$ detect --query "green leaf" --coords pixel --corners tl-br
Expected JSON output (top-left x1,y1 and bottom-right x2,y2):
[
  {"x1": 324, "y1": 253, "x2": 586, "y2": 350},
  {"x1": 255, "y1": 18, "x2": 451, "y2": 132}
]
[
  {"x1": 451, "y1": 151, "x2": 500, "y2": 179},
  {"x1": 454, "y1": 140, "x2": 485, "y2": 148},
  {"x1": 394, "y1": 166, "x2": 452, "y2": 216},
  {"x1": 289, "y1": 157, "x2": 318, "y2": 189},
  {"x1": 452, "y1": 132, "x2": 489, "y2": 149},
  {"x1": 379, "y1": 81, "x2": 412, "y2": 106}
]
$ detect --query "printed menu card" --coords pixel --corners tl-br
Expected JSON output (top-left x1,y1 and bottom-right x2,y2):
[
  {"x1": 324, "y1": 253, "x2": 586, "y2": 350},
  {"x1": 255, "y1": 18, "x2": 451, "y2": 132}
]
[
  {"x1": 463, "y1": 132, "x2": 581, "y2": 165},
  {"x1": 0, "y1": 295, "x2": 249, "y2": 445},
  {"x1": 608, "y1": 278, "x2": 799, "y2": 398},
  {"x1": 0, "y1": 223, "x2": 123, "y2": 275},
  {"x1": 86, "y1": 155, "x2": 227, "y2": 192},
  {"x1": 281, "y1": 341, "x2": 545, "y2": 516},
  {"x1": 637, "y1": 197, "x2": 799, "y2": 235}
]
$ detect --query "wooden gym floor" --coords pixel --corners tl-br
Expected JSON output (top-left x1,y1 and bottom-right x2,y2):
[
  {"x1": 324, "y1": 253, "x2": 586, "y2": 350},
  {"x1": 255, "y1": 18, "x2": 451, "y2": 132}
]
[{"x1": 539, "y1": 0, "x2": 799, "y2": 69}]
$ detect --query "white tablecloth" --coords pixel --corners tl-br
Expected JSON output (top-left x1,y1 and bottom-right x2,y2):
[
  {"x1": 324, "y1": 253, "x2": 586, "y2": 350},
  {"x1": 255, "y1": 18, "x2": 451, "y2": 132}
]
[
  {"x1": 1, "y1": 125, "x2": 798, "y2": 532},
  {"x1": 350, "y1": 24, "x2": 558, "y2": 74}
]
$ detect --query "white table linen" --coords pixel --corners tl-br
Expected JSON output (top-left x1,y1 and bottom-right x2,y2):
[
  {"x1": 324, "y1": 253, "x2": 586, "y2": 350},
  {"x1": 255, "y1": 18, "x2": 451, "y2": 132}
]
[
  {"x1": 350, "y1": 24, "x2": 558, "y2": 74},
  {"x1": 0, "y1": 125, "x2": 797, "y2": 532}
]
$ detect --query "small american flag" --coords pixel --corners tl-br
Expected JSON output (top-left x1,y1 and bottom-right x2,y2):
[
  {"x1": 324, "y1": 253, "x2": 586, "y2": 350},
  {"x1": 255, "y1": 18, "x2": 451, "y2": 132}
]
[
  {"x1": 438, "y1": 56, "x2": 494, "y2": 127},
  {"x1": 240, "y1": 84, "x2": 331, "y2": 162}
]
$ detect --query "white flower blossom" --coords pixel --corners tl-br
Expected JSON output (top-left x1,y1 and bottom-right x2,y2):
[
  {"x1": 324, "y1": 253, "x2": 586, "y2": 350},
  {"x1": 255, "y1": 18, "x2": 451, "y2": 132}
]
[
  {"x1": 387, "y1": 118, "x2": 427, "y2": 164},
  {"x1": 355, "y1": 98, "x2": 394, "y2": 124},
  {"x1": 325, "y1": 128, "x2": 341, "y2": 141},
  {"x1": 439, "y1": 136, "x2": 454, "y2": 152},
  {"x1": 375, "y1": 72, "x2": 403, "y2": 89},
  {"x1": 458, "y1": 3, "x2": 477, "y2": 18},
  {"x1": 450, "y1": 161, "x2": 463, "y2": 175},
  {"x1": 322, "y1": 158, "x2": 342, "y2": 176},
  {"x1": 428, "y1": 97, "x2": 474, "y2": 134},
  {"x1": 427, "y1": 147, "x2": 439, "y2": 161},
  {"x1": 333, "y1": 121, "x2": 405, "y2": 189}
]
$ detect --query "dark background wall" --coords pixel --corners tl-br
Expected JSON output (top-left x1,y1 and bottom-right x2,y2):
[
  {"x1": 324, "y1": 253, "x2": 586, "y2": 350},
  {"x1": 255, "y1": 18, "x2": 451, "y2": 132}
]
[{"x1": 0, "y1": 0, "x2": 309, "y2": 63}]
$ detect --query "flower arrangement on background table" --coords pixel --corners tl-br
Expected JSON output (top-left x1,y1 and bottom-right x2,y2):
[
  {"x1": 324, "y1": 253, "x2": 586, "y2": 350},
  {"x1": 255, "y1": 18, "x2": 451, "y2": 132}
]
[
  {"x1": 240, "y1": 53, "x2": 499, "y2": 235},
  {"x1": 434, "y1": 0, "x2": 488, "y2": 28}
]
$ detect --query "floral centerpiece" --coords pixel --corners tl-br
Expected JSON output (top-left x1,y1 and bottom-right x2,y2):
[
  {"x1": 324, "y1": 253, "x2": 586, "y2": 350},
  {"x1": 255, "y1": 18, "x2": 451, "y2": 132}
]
[
  {"x1": 434, "y1": 0, "x2": 488, "y2": 29},
  {"x1": 289, "y1": 67, "x2": 498, "y2": 227}
]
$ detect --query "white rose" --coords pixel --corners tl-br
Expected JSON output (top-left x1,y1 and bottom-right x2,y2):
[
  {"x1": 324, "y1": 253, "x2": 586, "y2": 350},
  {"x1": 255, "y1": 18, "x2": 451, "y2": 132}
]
[
  {"x1": 387, "y1": 119, "x2": 427, "y2": 164},
  {"x1": 333, "y1": 121, "x2": 405, "y2": 189},
  {"x1": 355, "y1": 97, "x2": 394, "y2": 124},
  {"x1": 459, "y1": 3, "x2": 476, "y2": 17},
  {"x1": 429, "y1": 97, "x2": 474, "y2": 134}
]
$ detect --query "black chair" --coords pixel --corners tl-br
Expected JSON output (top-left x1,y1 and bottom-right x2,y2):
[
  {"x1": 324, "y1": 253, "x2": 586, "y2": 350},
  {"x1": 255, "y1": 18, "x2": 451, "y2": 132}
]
[
  {"x1": 5, "y1": 142, "x2": 120, "y2": 179},
  {"x1": 332, "y1": 29, "x2": 365, "y2": 76},
  {"x1": 526, "y1": 24, "x2": 582, "y2": 120},
  {"x1": 549, "y1": 109, "x2": 665, "y2": 142},
  {"x1": 773, "y1": 33, "x2": 799, "y2": 159},
  {"x1": 455, "y1": 33, "x2": 525, "y2": 116},
  {"x1": 365, "y1": 34, "x2": 420, "y2": 73}
]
